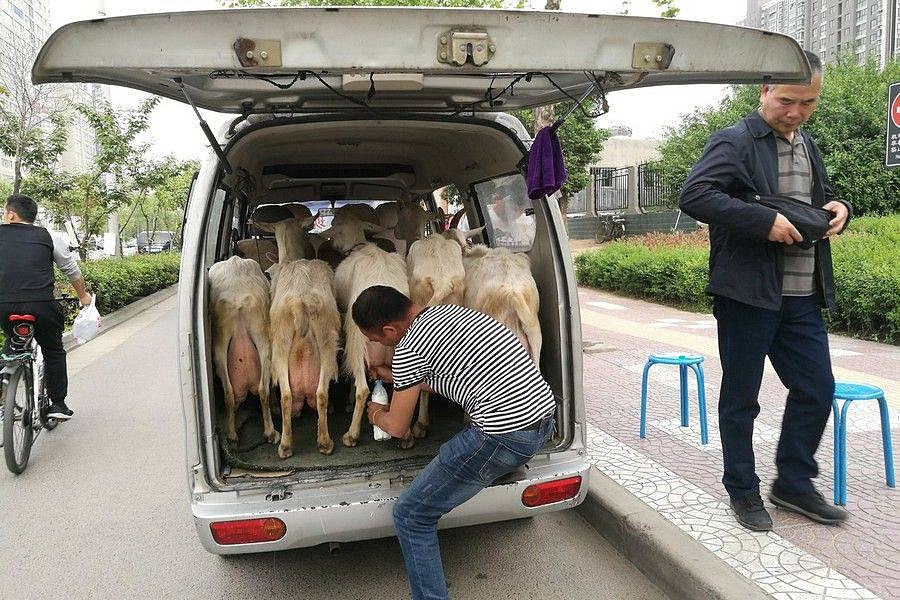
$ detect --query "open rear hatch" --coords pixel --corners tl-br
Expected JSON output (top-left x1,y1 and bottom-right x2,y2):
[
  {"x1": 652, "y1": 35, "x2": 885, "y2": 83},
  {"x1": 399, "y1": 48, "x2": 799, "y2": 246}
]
[{"x1": 33, "y1": 7, "x2": 810, "y2": 115}]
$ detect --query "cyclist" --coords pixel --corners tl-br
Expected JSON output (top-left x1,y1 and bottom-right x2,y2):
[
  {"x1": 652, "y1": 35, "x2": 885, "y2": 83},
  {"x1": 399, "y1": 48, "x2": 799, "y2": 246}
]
[{"x1": 1, "y1": 194, "x2": 91, "y2": 420}]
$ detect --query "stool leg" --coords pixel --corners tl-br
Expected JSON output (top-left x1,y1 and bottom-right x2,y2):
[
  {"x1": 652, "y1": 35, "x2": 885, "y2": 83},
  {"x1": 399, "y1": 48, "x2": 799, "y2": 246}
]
[
  {"x1": 689, "y1": 363, "x2": 709, "y2": 445},
  {"x1": 832, "y1": 399, "x2": 841, "y2": 505},
  {"x1": 679, "y1": 364, "x2": 689, "y2": 427},
  {"x1": 640, "y1": 362, "x2": 652, "y2": 439},
  {"x1": 838, "y1": 400, "x2": 852, "y2": 505},
  {"x1": 877, "y1": 396, "x2": 895, "y2": 488}
]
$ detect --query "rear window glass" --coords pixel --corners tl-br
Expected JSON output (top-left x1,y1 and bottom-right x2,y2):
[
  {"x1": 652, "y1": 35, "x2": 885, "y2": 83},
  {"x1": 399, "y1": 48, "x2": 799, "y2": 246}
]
[{"x1": 473, "y1": 174, "x2": 535, "y2": 251}]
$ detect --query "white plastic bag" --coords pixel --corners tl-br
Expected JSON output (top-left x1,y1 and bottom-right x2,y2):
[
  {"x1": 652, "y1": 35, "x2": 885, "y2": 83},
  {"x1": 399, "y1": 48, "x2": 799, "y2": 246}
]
[
  {"x1": 71, "y1": 294, "x2": 100, "y2": 344},
  {"x1": 371, "y1": 380, "x2": 391, "y2": 441}
]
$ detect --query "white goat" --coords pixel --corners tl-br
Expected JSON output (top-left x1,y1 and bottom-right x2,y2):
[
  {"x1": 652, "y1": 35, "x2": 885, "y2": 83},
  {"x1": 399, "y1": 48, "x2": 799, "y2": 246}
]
[
  {"x1": 323, "y1": 217, "x2": 409, "y2": 447},
  {"x1": 207, "y1": 256, "x2": 278, "y2": 448},
  {"x1": 462, "y1": 245, "x2": 542, "y2": 365},
  {"x1": 267, "y1": 259, "x2": 341, "y2": 458},
  {"x1": 404, "y1": 231, "x2": 466, "y2": 439}
]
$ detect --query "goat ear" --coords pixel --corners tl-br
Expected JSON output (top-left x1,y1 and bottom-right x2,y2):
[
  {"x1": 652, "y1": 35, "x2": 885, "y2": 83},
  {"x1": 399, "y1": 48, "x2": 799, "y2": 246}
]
[
  {"x1": 251, "y1": 219, "x2": 275, "y2": 234},
  {"x1": 362, "y1": 221, "x2": 385, "y2": 234},
  {"x1": 266, "y1": 261, "x2": 282, "y2": 280},
  {"x1": 299, "y1": 215, "x2": 317, "y2": 230},
  {"x1": 464, "y1": 226, "x2": 485, "y2": 239}
]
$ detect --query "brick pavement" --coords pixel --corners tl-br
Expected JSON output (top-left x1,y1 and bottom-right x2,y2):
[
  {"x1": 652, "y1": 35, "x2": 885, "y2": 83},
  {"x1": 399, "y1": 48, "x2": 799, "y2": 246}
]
[{"x1": 577, "y1": 286, "x2": 899, "y2": 600}]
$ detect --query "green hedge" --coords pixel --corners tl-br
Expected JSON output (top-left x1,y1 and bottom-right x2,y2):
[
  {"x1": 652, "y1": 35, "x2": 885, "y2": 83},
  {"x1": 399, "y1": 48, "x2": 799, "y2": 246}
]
[
  {"x1": 69, "y1": 252, "x2": 181, "y2": 315},
  {"x1": 575, "y1": 216, "x2": 900, "y2": 344},
  {"x1": 1, "y1": 253, "x2": 180, "y2": 348}
]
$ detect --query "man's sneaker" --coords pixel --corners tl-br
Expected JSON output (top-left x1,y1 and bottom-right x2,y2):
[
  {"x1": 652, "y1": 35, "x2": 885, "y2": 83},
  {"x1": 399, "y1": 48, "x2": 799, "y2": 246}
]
[
  {"x1": 730, "y1": 493, "x2": 773, "y2": 531},
  {"x1": 46, "y1": 401, "x2": 74, "y2": 421},
  {"x1": 769, "y1": 485, "x2": 848, "y2": 525}
]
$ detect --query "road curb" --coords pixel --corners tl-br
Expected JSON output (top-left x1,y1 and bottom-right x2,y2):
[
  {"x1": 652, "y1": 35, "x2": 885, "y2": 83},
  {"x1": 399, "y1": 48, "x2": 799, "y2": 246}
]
[
  {"x1": 63, "y1": 285, "x2": 178, "y2": 351},
  {"x1": 577, "y1": 466, "x2": 769, "y2": 600}
]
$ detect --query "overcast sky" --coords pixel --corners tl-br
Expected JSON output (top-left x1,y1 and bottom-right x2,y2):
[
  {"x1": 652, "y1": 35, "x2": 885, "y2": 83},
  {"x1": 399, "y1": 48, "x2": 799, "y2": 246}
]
[{"x1": 49, "y1": 0, "x2": 750, "y2": 161}]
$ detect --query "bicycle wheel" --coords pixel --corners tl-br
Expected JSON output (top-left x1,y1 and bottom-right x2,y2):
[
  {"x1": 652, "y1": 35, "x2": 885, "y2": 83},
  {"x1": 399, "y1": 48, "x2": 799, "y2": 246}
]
[
  {"x1": 3, "y1": 365, "x2": 35, "y2": 474},
  {"x1": 595, "y1": 220, "x2": 614, "y2": 243}
]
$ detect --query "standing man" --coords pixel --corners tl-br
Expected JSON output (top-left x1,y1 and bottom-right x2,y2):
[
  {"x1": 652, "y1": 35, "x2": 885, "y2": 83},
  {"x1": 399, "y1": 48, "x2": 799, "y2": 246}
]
[
  {"x1": 1, "y1": 194, "x2": 92, "y2": 420},
  {"x1": 351, "y1": 285, "x2": 556, "y2": 600},
  {"x1": 679, "y1": 52, "x2": 851, "y2": 531}
]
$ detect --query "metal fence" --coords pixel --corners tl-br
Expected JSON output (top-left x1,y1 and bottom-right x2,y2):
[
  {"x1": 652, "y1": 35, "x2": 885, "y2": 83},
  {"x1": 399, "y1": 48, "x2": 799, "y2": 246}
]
[
  {"x1": 591, "y1": 166, "x2": 629, "y2": 213},
  {"x1": 637, "y1": 162, "x2": 672, "y2": 211},
  {"x1": 566, "y1": 186, "x2": 590, "y2": 215}
]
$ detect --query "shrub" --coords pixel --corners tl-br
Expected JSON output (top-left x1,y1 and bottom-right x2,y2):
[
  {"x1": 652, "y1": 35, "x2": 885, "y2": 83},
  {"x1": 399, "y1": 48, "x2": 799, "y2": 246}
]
[
  {"x1": 1, "y1": 253, "x2": 180, "y2": 348},
  {"x1": 575, "y1": 216, "x2": 899, "y2": 344}
]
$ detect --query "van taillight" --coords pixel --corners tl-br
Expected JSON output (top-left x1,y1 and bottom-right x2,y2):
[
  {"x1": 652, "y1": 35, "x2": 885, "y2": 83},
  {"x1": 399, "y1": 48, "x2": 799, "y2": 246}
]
[
  {"x1": 521, "y1": 476, "x2": 582, "y2": 507},
  {"x1": 209, "y1": 517, "x2": 286, "y2": 545}
]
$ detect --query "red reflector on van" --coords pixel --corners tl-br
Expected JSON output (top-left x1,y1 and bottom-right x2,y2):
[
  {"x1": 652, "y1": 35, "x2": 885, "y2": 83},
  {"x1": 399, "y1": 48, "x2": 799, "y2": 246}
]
[
  {"x1": 521, "y1": 476, "x2": 582, "y2": 507},
  {"x1": 209, "y1": 517, "x2": 286, "y2": 545}
]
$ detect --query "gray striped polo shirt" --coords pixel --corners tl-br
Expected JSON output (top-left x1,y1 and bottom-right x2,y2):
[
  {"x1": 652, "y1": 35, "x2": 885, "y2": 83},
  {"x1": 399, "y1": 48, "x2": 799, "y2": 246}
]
[{"x1": 776, "y1": 132, "x2": 816, "y2": 297}]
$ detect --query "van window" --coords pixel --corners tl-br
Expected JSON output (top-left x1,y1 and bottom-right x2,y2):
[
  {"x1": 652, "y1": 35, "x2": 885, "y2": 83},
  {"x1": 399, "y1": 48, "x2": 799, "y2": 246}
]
[{"x1": 473, "y1": 173, "x2": 535, "y2": 251}]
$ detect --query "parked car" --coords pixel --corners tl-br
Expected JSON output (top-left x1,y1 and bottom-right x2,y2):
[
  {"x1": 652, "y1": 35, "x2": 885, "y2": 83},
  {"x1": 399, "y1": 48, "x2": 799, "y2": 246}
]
[
  {"x1": 33, "y1": 7, "x2": 809, "y2": 554},
  {"x1": 135, "y1": 231, "x2": 175, "y2": 254}
]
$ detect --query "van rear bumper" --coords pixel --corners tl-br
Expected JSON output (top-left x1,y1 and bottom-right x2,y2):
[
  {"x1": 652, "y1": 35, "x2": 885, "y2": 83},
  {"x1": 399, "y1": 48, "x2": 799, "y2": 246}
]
[{"x1": 192, "y1": 455, "x2": 590, "y2": 554}]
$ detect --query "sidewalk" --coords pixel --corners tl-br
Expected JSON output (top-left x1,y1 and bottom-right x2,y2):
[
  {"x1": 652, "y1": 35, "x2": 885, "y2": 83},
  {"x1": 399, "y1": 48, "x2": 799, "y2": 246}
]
[{"x1": 577, "y1": 285, "x2": 899, "y2": 600}]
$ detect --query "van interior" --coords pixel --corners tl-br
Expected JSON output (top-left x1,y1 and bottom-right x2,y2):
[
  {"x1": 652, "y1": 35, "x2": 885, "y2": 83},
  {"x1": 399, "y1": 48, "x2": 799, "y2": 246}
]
[{"x1": 200, "y1": 115, "x2": 574, "y2": 482}]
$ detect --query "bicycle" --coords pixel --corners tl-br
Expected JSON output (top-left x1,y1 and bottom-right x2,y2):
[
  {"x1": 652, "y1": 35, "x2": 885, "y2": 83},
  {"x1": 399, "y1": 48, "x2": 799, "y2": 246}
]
[
  {"x1": 595, "y1": 213, "x2": 626, "y2": 243},
  {"x1": 1, "y1": 296, "x2": 80, "y2": 474}
]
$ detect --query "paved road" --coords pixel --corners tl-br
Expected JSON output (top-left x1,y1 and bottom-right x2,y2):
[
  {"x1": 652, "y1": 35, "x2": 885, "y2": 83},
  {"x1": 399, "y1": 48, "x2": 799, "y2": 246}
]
[{"x1": 0, "y1": 295, "x2": 666, "y2": 600}]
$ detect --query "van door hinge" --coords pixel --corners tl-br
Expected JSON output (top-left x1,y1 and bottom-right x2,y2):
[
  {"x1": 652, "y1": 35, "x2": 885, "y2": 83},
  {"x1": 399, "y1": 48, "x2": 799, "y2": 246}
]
[
  {"x1": 632, "y1": 42, "x2": 675, "y2": 70},
  {"x1": 234, "y1": 38, "x2": 283, "y2": 68},
  {"x1": 438, "y1": 29, "x2": 495, "y2": 66}
]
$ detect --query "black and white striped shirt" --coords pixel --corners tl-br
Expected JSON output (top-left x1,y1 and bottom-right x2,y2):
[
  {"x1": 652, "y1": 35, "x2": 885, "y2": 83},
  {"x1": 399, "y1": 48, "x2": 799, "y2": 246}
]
[{"x1": 391, "y1": 304, "x2": 556, "y2": 434}]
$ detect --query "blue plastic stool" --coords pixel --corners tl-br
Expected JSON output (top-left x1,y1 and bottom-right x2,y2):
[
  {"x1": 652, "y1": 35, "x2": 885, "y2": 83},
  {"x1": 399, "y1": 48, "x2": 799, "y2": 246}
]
[
  {"x1": 639, "y1": 353, "x2": 708, "y2": 445},
  {"x1": 831, "y1": 381, "x2": 895, "y2": 506}
]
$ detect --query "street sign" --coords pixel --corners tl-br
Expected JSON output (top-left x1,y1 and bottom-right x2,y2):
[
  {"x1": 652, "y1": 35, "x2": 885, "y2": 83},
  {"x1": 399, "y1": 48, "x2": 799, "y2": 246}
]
[{"x1": 888, "y1": 81, "x2": 900, "y2": 168}]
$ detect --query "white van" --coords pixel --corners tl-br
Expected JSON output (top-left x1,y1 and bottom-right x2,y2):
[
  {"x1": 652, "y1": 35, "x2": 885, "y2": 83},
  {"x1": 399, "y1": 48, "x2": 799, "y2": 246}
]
[{"x1": 33, "y1": 7, "x2": 808, "y2": 554}]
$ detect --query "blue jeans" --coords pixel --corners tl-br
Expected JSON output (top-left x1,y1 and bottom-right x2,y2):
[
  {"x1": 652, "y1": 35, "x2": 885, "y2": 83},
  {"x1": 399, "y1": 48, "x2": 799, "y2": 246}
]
[
  {"x1": 393, "y1": 416, "x2": 555, "y2": 600},
  {"x1": 714, "y1": 294, "x2": 834, "y2": 499}
]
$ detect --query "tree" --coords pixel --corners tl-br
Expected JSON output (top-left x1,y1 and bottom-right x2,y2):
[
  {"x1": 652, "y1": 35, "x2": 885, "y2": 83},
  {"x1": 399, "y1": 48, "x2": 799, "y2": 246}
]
[
  {"x1": 654, "y1": 56, "x2": 900, "y2": 216},
  {"x1": 121, "y1": 158, "x2": 198, "y2": 243},
  {"x1": 0, "y1": 50, "x2": 70, "y2": 194},
  {"x1": 22, "y1": 97, "x2": 160, "y2": 258}
]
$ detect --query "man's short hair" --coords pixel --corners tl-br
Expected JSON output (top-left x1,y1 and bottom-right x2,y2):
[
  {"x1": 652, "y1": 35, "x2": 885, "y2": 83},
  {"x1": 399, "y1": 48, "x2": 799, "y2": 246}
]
[
  {"x1": 351, "y1": 285, "x2": 412, "y2": 332},
  {"x1": 804, "y1": 50, "x2": 822, "y2": 74},
  {"x1": 5, "y1": 194, "x2": 38, "y2": 223}
]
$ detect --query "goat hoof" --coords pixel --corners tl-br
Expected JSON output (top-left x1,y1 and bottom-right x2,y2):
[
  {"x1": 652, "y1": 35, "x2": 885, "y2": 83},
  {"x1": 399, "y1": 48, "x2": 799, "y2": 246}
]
[
  {"x1": 277, "y1": 444, "x2": 293, "y2": 459},
  {"x1": 265, "y1": 430, "x2": 281, "y2": 445},
  {"x1": 399, "y1": 436, "x2": 416, "y2": 450},
  {"x1": 226, "y1": 434, "x2": 238, "y2": 449},
  {"x1": 342, "y1": 432, "x2": 358, "y2": 447},
  {"x1": 411, "y1": 423, "x2": 428, "y2": 439},
  {"x1": 318, "y1": 439, "x2": 335, "y2": 455}
]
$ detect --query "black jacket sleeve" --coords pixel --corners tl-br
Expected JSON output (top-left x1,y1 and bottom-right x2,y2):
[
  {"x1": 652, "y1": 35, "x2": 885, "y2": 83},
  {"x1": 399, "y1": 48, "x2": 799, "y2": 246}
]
[{"x1": 679, "y1": 130, "x2": 778, "y2": 241}]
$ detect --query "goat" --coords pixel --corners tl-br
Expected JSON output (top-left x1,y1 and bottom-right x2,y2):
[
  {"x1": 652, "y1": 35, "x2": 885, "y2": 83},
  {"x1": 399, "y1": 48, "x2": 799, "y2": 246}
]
[
  {"x1": 267, "y1": 259, "x2": 341, "y2": 457},
  {"x1": 462, "y1": 245, "x2": 542, "y2": 365},
  {"x1": 404, "y1": 231, "x2": 466, "y2": 439},
  {"x1": 323, "y1": 217, "x2": 410, "y2": 447},
  {"x1": 207, "y1": 256, "x2": 278, "y2": 448}
]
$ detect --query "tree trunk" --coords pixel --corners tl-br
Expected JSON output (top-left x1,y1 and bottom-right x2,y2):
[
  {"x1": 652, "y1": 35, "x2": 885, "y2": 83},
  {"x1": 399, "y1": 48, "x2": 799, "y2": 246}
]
[
  {"x1": 13, "y1": 153, "x2": 22, "y2": 195},
  {"x1": 544, "y1": 0, "x2": 561, "y2": 9}
]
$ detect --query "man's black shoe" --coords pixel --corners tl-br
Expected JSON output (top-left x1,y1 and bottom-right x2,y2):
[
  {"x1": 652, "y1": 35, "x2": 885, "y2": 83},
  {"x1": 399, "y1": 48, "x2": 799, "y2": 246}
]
[
  {"x1": 769, "y1": 486, "x2": 848, "y2": 525},
  {"x1": 730, "y1": 493, "x2": 773, "y2": 531},
  {"x1": 46, "y1": 401, "x2": 74, "y2": 421}
]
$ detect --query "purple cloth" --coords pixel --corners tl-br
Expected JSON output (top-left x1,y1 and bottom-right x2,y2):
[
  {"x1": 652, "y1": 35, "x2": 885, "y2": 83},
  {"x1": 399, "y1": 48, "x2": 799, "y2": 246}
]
[{"x1": 526, "y1": 125, "x2": 567, "y2": 200}]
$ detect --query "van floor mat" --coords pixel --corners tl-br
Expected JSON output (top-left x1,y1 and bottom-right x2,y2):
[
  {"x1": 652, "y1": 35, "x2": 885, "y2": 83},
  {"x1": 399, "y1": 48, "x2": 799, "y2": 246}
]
[{"x1": 218, "y1": 396, "x2": 466, "y2": 473}]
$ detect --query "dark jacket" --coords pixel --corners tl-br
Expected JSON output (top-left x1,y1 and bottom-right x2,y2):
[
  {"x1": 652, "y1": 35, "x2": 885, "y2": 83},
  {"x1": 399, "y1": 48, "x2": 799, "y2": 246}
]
[
  {"x1": 679, "y1": 110, "x2": 851, "y2": 311},
  {"x1": 0, "y1": 223, "x2": 56, "y2": 303}
]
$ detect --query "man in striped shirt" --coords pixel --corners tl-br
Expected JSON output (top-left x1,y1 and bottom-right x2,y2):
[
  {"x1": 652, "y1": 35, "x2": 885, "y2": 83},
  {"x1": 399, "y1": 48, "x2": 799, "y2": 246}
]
[
  {"x1": 351, "y1": 285, "x2": 555, "y2": 600},
  {"x1": 680, "y1": 51, "x2": 852, "y2": 532}
]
